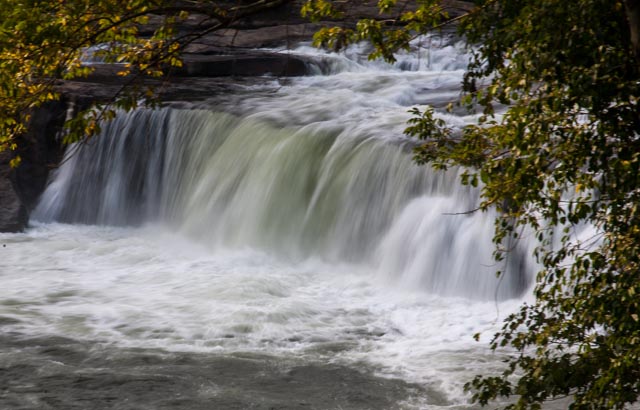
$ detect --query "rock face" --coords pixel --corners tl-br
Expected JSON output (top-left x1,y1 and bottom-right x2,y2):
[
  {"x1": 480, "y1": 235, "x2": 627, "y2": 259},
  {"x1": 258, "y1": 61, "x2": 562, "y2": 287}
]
[
  {"x1": 0, "y1": 101, "x2": 67, "y2": 232},
  {"x1": 12, "y1": 101, "x2": 68, "y2": 211},
  {"x1": 0, "y1": 1, "x2": 474, "y2": 232},
  {"x1": 178, "y1": 52, "x2": 309, "y2": 77},
  {"x1": 176, "y1": 0, "x2": 472, "y2": 49},
  {"x1": 0, "y1": 152, "x2": 27, "y2": 233}
]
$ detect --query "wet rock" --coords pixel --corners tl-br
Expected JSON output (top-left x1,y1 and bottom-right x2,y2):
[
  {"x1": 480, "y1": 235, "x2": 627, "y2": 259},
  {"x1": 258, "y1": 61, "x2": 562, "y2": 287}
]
[
  {"x1": 0, "y1": 101, "x2": 67, "y2": 232},
  {"x1": 11, "y1": 101, "x2": 68, "y2": 213},
  {"x1": 178, "y1": 52, "x2": 309, "y2": 77},
  {"x1": 0, "y1": 151, "x2": 27, "y2": 233},
  {"x1": 191, "y1": 24, "x2": 322, "y2": 49}
]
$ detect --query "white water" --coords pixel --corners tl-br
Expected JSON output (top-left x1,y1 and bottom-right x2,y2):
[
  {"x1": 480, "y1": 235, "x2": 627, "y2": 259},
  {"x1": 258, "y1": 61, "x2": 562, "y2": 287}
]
[{"x1": 2, "y1": 38, "x2": 534, "y2": 408}]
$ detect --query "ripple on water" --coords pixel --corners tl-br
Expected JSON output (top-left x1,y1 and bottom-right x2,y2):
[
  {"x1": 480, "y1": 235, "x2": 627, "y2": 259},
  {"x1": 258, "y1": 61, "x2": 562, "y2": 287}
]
[{"x1": 0, "y1": 333, "x2": 435, "y2": 410}]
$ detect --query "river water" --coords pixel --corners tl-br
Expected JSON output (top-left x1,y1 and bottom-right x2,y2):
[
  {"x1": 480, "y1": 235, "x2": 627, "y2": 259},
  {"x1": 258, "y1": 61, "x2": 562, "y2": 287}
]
[{"x1": 2, "y1": 38, "x2": 535, "y2": 409}]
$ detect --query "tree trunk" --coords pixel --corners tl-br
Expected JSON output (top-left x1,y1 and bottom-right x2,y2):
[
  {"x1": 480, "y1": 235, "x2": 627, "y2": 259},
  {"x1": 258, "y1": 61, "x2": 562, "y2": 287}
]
[{"x1": 624, "y1": 0, "x2": 640, "y2": 64}]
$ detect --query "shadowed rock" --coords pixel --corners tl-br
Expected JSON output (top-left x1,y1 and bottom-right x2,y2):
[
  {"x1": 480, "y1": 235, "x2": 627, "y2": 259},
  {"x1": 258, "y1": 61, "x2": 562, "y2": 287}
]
[
  {"x1": 0, "y1": 101, "x2": 67, "y2": 232},
  {"x1": 0, "y1": 152, "x2": 27, "y2": 233}
]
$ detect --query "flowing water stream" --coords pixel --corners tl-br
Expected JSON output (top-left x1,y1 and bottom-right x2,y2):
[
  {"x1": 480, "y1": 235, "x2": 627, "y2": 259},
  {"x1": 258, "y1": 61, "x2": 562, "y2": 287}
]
[{"x1": 2, "y1": 38, "x2": 539, "y2": 409}]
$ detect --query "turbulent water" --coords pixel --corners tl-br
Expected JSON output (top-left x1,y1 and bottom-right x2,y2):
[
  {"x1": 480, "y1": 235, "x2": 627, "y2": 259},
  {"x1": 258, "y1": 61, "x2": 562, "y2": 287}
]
[{"x1": 2, "y1": 38, "x2": 537, "y2": 409}]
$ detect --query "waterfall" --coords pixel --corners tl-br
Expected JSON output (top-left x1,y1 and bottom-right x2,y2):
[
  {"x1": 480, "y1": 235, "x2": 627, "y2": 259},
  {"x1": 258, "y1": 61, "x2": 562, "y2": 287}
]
[{"x1": 34, "y1": 107, "x2": 531, "y2": 300}]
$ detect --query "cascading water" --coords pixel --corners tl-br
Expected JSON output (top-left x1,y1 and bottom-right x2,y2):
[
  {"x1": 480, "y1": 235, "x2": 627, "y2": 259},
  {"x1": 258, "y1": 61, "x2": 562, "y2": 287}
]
[
  {"x1": 34, "y1": 107, "x2": 529, "y2": 300},
  {"x1": 1, "y1": 37, "x2": 538, "y2": 409}
]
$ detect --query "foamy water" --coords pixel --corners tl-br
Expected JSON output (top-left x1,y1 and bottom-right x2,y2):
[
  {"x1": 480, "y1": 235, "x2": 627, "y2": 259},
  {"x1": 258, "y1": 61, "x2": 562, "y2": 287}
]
[{"x1": 0, "y1": 223, "x2": 522, "y2": 408}]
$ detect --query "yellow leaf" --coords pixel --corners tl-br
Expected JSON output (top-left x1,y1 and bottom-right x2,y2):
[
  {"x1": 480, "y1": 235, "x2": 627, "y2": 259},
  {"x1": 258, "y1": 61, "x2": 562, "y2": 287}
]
[{"x1": 9, "y1": 156, "x2": 21, "y2": 168}]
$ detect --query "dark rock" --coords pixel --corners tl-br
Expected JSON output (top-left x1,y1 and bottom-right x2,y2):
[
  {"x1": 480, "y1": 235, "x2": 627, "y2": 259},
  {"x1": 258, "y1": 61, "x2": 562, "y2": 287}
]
[
  {"x1": 74, "y1": 51, "x2": 311, "y2": 85},
  {"x1": 178, "y1": 52, "x2": 309, "y2": 76},
  {"x1": 0, "y1": 152, "x2": 27, "y2": 233},
  {"x1": 0, "y1": 101, "x2": 68, "y2": 232},
  {"x1": 11, "y1": 101, "x2": 68, "y2": 212},
  {"x1": 191, "y1": 23, "x2": 322, "y2": 48}
]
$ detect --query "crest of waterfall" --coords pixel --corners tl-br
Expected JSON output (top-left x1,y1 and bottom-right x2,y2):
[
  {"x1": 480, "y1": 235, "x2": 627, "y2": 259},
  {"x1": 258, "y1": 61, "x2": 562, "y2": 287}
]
[{"x1": 34, "y1": 108, "x2": 531, "y2": 300}]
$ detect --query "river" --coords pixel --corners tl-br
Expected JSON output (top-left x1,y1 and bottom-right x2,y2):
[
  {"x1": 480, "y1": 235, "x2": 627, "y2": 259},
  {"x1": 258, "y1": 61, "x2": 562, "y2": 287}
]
[{"x1": 2, "y1": 37, "x2": 536, "y2": 409}]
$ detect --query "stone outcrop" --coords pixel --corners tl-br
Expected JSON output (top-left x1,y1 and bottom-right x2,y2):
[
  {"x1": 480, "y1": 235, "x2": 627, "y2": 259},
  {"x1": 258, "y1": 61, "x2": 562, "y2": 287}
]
[
  {"x1": 0, "y1": 152, "x2": 27, "y2": 233},
  {"x1": 0, "y1": 101, "x2": 67, "y2": 232},
  {"x1": 175, "y1": 0, "x2": 472, "y2": 49},
  {"x1": 178, "y1": 52, "x2": 308, "y2": 77}
]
